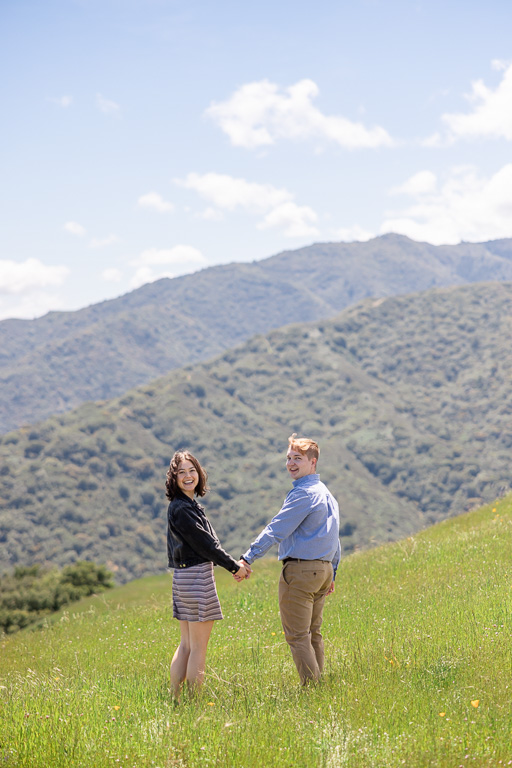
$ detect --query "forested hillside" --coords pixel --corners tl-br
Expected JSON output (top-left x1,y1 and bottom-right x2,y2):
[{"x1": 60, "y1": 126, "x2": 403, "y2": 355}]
[
  {"x1": 1, "y1": 281, "x2": 511, "y2": 582},
  {"x1": 1, "y1": 234, "x2": 512, "y2": 432}
]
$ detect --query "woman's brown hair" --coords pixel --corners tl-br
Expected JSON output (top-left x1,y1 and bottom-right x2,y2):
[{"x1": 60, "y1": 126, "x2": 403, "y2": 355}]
[{"x1": 165, "y1": 450, "x2": 209, "y2": 500}]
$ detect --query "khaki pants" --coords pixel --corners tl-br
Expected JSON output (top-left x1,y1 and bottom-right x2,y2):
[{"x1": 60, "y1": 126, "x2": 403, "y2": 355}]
[{"x1": 278, "y1": 559, "x2": 333, "y2": 684}]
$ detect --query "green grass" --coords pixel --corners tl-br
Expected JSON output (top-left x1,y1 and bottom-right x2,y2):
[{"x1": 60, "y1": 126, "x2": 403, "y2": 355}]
[{"x1": 3, "y1": 495, "x2": 512, "y2": 767}]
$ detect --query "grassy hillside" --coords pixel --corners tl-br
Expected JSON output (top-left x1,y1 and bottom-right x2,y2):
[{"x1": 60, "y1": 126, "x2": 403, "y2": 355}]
[
  {"x1": 1, "y1": 281, "x2": 511, "y2": 581},
  {"x1": 2, "y1": 494, "x2": 512, "y2": 767},
  {"x1": 1, "y1": 234, "x2": 512, "y2": 432}
]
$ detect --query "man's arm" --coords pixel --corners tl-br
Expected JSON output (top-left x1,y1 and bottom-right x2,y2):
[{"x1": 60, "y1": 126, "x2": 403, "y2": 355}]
[
  {"x1": 332, "y1": 538, "x2": 341, "y2": 580},
  {"x1": 241, "y1": 488, "x2": 311, "y2": 564},
  {"x1": 326, "y1": 538, "x2": 341, "y2": 596}
]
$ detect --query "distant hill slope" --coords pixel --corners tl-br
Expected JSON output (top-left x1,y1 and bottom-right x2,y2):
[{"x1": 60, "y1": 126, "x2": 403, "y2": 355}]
[
  {"x1": 1, "y1": 281, "x2": 511, "y2": 582},
  {"x1": 2, "y1": 234, "x2": 512, "y2": 433}
]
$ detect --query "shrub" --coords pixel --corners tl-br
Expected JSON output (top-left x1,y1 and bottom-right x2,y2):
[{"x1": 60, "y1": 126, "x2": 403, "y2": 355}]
[
  {"x1": 24, "y1": 443, "x2": 44, "y2": 458},
  {"x1": 60, "y1": 561, "x2": 113, "y2": 592},
  {"x1": 0, "y1": 561, "x2": 113, "y2": 635}
]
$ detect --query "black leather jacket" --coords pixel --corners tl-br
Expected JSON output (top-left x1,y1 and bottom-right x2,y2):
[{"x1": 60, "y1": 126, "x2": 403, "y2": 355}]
[{"x1": 167, "y1": 491, "x2": 240, "y2": 574}]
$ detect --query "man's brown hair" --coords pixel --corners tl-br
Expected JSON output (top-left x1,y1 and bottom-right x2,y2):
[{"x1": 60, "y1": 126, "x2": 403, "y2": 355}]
[
  {"x1": 165, "y1": 450, "x2": 209, "y2": 500},
  {"x1": 287, "y1": 433, "x2": 320, "y2": 462}
]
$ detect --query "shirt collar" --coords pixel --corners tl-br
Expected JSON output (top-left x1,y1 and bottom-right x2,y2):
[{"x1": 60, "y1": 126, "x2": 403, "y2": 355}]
[
  {"x1": 176, "y1": 489, "x2": 200, "y2": 506},
  {"x1": 292, "y1": 473, "x2": 320, "y2": 488}
]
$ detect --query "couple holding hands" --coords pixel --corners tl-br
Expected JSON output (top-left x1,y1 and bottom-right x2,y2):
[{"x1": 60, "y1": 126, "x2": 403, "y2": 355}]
[{"x1": 166, "y1": 434, "x2": 341, "y2": 698}]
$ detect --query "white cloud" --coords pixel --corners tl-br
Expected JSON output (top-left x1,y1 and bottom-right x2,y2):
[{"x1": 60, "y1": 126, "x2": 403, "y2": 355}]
[
  {"x1": 0, "y1": 258, "x2": 71, "y2": 319},
  {"x1": 176, "y1": 172, "x2": 290, "y2": 211},
  {"x1": 137, "y1": 192, "x2": 175, "y2": 213},
  {"x1": 90, "y1": 234, "x2": 120, "y2": 248},
  {"x1": 421, "y1": 131, "x2": 444, "y2": 148},
  {"x1": 102, "y1": 268, "x2": 123, "y2": 282},
  {"x1": 201, "y1": 207, "x2": 224, "y2": 221},
  {"x1": 492, "y1": 59, "x2": 510, "y2": 72},
  {"x1": 381, "y1": 163, "x2": 512, "y2": 244},
  {"x1": 0, "y1": 292, "x2": 68, "y2": 321},
  {"x1": 64, "y1": 221, "x2": 86, "y2": 236},
  {"x1": 49, "y1": 95, "x2": 72, "y2": 108},
  {"x1": 175, "y1": 172, "x2": 319, "y2": 238},
  {"x1": 258, "y1": 202, "x2": 318, "y2": 237},
  {"x1": 206, "y1": 79, "x2": 394, "y2": 150},
  {"x1": 96, "y1": 93, "x2": 120, "y2": 115},
  {"x1": 130, "y1": 267, "x2": 163, "y2": 289},
  {"x1": 0, "y1": 258, "x2": 69, "y2": 296},
  {"x1": 434, "y1": 62, "x2": 512, "y2": 142},
  {"x1": 129, "y1": 245, "x2": 208, "y2": 288},
  {"x1": 334, "y1": 225, "x2": 374, "y2": 242},
  {"x1": 390, "y1": 171, "x2": 438, "y2": 197}
]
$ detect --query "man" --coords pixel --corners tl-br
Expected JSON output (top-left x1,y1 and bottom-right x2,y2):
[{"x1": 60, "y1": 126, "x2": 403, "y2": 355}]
[{"x1": 239, "y1": 434, "x2": 341, "y2": 685}]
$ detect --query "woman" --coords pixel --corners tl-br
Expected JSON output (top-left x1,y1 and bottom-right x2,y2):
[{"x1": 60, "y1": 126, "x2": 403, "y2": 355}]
[{"x1": 166, "y1": 450, "x2": 249, "y2": 698}]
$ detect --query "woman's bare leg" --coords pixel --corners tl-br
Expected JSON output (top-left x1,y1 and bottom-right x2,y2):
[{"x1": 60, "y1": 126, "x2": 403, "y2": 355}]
[
  {"x1": 170, "y1": 621, "x2": 191, "y2": 698},
  {"x1": 186, "y1": 620, "x2": 214, "y2": 693}
]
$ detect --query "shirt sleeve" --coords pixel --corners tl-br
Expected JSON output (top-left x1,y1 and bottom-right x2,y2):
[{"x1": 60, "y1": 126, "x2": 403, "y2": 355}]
[
  {"x1": 242, "y1": 488, "x2": 311, "y2": 564},
  {"x1": 173, "y1": 502, "x2": 240, "y2": 574}
]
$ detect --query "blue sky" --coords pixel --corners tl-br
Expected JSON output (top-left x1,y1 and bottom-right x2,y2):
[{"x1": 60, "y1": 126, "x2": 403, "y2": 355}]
[{"x1": 1, "y1": 0, "x2": 512, "y2": 319}]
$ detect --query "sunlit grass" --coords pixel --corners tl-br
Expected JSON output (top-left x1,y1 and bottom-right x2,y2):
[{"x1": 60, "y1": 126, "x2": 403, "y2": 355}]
[{"x1": 2, "y1": 495, "x2": 512, "y2": 766}]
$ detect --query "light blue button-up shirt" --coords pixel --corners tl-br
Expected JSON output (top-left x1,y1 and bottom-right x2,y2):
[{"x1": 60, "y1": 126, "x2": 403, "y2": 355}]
[{"x1": 242, "y1": 474, "x2": 341, "y2": 579}]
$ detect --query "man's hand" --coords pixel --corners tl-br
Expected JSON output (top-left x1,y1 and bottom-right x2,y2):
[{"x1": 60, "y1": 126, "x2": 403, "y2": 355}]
[{"x1": 326, "y1": 581, "x2": 335, "y2": 595}]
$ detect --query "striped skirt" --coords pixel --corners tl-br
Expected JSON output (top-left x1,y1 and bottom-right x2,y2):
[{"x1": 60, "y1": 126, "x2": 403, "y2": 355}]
[{"x1": 172, "y1": 561, "x2": 224, "y2": 622}]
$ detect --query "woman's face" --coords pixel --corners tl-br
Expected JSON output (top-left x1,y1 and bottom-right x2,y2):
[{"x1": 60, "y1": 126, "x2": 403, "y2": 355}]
[{"x1": 176, "y1": 459, "x2": 199, "y2": 498}]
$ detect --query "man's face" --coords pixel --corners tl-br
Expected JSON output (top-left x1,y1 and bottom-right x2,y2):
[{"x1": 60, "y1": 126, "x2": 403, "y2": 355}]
[{"x1": 286, "y1": 447, "x2": 317, "y2": 480}]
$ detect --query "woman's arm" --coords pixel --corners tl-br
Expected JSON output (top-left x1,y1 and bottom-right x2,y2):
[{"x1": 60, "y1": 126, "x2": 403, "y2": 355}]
[{"x1": 172, "y1": 501, "x2": 240, "y2": 574}]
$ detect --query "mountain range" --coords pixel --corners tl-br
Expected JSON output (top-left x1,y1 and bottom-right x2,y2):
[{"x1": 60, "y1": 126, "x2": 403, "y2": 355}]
[
  {"x1": 1, "y1": 280, "x2": 511, "y2": 582},
  {"x1": 2, "y1": 234, "x2": 512, "y2": 433}
]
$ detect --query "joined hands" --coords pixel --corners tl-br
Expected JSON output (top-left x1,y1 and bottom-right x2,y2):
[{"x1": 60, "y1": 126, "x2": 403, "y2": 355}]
[{"x1": 233, "y1": 559, "x2": 252, "y2": 582}]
